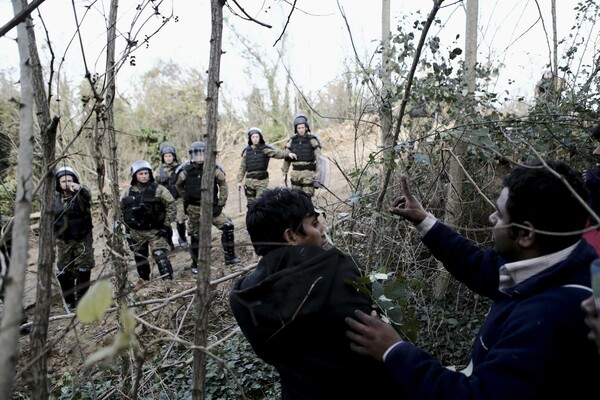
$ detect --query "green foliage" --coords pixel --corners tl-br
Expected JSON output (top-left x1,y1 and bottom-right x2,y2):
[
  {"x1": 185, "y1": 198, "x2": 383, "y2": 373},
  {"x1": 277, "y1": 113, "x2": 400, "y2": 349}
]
[
  {"x1": 43, "y1": 330, "x2": 279, "y2": 399},
  {"x1": 205, "y1": 332, "x2": 280, "y2": 400}
]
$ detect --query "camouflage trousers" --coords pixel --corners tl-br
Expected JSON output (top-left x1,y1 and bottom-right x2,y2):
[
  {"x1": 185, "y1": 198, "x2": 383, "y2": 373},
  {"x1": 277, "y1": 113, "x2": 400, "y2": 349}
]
[
  {"x1": 290, "y1": 169, "x2": 316, "y2": 198},
  {"x1": 186, "y1": 204, "x2": 231, "y2": 235},
  {"x1": 243, "y1": 177, "x2": 269, "y2": 206},
  {"x1": 56, "y1": 231, "x2": 95, "y2": 274},
  {"x1": 175, "y1": 197, "x2": 186, "y2": 223},
  {"x1": 128, "y1": 228, "x2": 171, "y2": 255}
]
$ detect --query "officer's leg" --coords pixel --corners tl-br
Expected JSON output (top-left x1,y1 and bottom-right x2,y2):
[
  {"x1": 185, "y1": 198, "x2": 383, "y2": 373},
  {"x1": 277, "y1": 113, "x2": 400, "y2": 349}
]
[
  {"x1": 56, "y1": 240, "x2": 77, "y2": 309},
  {"x1": 56, "y1": 269, "x2": 76, "y2": 309},
  {"x1": 244, "y1": 183, "x2": 257, "y2": 208},
  {"x1": 220, "y1": 220, "x2": 240, "y2": 265},
  {"x1": 75, "y1": 265, "x2": 92, "y2": 303},
  {"x1": 166, "y1": 225, "x2": 175, "y2": 251},
  {"x1": 133, "y1": 241, "x2": 151, "y2": 281},
  {"x1": 177, "y1": 221, "x2": 189, "y2": 250},
  {"x1": 74, "y1": 233, "x2": 94, "y2": 303},
  {"x1": 189, "y1": 234, "x2": 200, "y2": 274},
  {"x1": 152, "y1": 248, "x2": 173, "y2": 280}
]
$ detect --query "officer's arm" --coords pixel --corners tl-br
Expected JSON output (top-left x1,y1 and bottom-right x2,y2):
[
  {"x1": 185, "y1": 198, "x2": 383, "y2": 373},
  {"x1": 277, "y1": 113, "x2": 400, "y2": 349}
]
[
  {"x1": 236, "y1": 153, "x2": 247, "y2": 183},
  {"x1": 175, "y1": 170, "x2": 186, "y2": 197},
  {"x1": 215, "y1": 168, "x2": 228, "y2": 206},
  {"x1": 160, "y1": 186, "x2": 176, "y2": 223}
]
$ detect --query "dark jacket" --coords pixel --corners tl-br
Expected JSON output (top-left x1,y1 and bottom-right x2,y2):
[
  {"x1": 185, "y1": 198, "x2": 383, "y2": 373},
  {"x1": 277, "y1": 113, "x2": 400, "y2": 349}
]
[
  {"x1": 229, "y1": 245, "x2": 399, "y2": 400},
  {"x1": 384, "y1": 221, "x2": 600, "y2": 400},
  {"x1": 54, "y1": 187, "x2": 93, "y2": 241}
]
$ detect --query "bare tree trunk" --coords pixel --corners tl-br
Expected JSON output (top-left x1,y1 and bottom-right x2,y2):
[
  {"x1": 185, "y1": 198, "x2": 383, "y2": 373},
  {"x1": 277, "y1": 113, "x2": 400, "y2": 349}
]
[
  {"x1": 24, "y1": 0, "x2": 58, "y2": 397},
  {"x1": 102, "y1": 0, "x2": 133, "y2": 395},
  {"x1": 434, "y1": 0, "x2": 478, "y2": 298},
  {"x1": 551, "y1": 0, "x2": 557, "y2": 75},
  {"x1": 376, "y1": 0, "x2": 444, "y2": 210},
  {"x1": 192, "y1": 1, "x2": 225, "y2": 398},
  {"x1": 0, "y1": 2, "x2": 35, "y2": 398},
  {"x1": 379, "y1": 0, "x2": 393, "y2": 149}
]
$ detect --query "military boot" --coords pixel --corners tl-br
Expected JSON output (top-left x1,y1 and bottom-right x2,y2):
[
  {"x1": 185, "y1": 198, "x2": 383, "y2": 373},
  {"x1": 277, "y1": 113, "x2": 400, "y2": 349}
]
[
  {"x1": 56, "y1": 270, "x2": 76, "y2": 309},
  {"x1": 152, "y1": 249, "x2": 173, "y2": 280},
  {"x1": 177, "y1": 222, "x2": 189, "y2": 250},
  {"x1": 134, "y1": 254, "x2": 151, "y2": 281},
  {"x1": 189, "y1": 234, "x2": 200, "y2": 274},
  {"x1": 76, "y1": 265, "x2": 92, "y2": 304},
  {"x1": 221, "y1": 222, "x2": 241, "y2": 265}
]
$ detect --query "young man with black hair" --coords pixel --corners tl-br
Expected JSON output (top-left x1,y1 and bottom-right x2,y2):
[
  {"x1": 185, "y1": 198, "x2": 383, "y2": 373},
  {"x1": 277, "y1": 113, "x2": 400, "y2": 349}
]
[
  {"x1": 229, "y1": 187, "x2": 398, "y2": 400},
  {"x1": 346, "y1": 161, "x2": 600, "y2": 399},
  {"x1": 582, "y1": 123, "x2": 600, "y2": 355}
]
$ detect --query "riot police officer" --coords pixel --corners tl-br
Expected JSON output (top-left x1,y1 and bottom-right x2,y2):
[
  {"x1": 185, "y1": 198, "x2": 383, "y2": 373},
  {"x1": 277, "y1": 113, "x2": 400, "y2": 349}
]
[
  {"x1": 121, "y1": 160, "x2": 175, "y2": 280},
  {"x1": 282, "y1": 113, "x2": 322, "y2": 198},
  {"x1": 237, "y1": 127, "x2": 296, "y2": 207},
  {"x1": 176, "y1": 141, "x2": 241, "y2": 274},
  {"x1": 155, "y1": 142, "x2": 189, "y2": 250},
  {"x1": 54, "y1": 166, "x2": 95, "y2": 309}
]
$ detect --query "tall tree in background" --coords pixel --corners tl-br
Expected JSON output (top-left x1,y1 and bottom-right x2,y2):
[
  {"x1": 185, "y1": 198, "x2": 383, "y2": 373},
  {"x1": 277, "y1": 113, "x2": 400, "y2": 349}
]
[
  {"x1": 25, "y1": 0, "x2": 60, "y2": 396},
  {"x1": 435, "y1": 0, "x2": 479, "y2": 297},
  {"x1": 0, "y1": 1, "x2": 35, "y2": 396},
  {"x1": 192, "y1": 1, "x2": 225, "y2": 397},
  {"x1": 379, "y1": 0, "x2": 393, "y2": 150}
]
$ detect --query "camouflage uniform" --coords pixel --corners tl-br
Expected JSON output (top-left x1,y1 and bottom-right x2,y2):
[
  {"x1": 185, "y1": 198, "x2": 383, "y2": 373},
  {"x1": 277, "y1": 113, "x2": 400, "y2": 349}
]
[
  {"x1": 237, "y1": 127, "x2": 293, "y2": 206},
  {"x1": 176, "y1": 141, "x2": 241, "y2": 273},
  {"x1": 282, "y1": 113, "x2": 321, "y2": 198},
  {"x1": 534, "y1": 70, "x2": 565, "y2": 103},
  {"x1": 54, "y1": 167, "x2": 95, "y2": 308},
  {"x1": 121, "y1": 160, "x2": 176, "y2": 280},
  {"x1": 155, "y1": 147, "x2": 188, "y2": 249}
]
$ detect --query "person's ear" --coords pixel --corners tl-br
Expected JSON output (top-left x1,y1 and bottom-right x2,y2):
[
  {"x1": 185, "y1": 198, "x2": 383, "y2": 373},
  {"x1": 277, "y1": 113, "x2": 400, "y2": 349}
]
[
  {"x1": 517, "y1": 221, "x2": 536, "y2": 248},
  {"x1": 283, "y1": 228, "x2": 297, "y2": 244}
]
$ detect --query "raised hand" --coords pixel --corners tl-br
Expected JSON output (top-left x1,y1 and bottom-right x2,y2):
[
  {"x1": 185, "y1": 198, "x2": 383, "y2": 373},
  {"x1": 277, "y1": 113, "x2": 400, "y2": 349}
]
[{"x1": 388, "y1": 176, "x2": 428, "y2": 224}]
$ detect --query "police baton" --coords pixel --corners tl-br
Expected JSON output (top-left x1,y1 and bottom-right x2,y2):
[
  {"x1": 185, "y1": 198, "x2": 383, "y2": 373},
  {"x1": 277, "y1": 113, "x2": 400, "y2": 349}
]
[{"x1": 238, "y1": 185, "x2": 242, "y2": 213}]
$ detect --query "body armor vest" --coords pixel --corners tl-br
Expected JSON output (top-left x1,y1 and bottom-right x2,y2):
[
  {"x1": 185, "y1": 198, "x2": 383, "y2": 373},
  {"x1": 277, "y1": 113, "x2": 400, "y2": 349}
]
[
  {"x1": 157, "y1": 164, "x2": 180, "y2": 198},
  {"x1": 289, "y1": 135, "x2": 317, "y2": 162},
  {"x1": 245, "y1": 145, "x2": 270, "y2": 172},
  {"x1": 182, "y1": 163, "x2": 219, "y2": 206},
  {"x1": 122, "y1": 183, "x2": 166, "y2": 230},
  {"x1": 54, "y1": 191, "x2": 93, "y2": 240}
]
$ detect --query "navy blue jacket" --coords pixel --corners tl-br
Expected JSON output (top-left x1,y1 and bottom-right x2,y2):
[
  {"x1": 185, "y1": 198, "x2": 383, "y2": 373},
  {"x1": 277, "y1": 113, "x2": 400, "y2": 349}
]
[{"x1": 384, "y1": 221, "x2": 600, "y2": 399}]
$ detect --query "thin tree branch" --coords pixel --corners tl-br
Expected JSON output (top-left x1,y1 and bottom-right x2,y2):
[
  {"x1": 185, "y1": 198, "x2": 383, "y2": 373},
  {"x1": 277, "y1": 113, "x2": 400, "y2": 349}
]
[{"x1": 0, "y1": 0, "x2": 46, "y2": 38}]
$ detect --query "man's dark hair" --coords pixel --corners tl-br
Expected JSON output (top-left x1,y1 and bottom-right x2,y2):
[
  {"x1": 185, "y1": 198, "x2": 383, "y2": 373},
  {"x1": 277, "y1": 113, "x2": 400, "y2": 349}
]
[
  {"x1": 504, "y1": 160, "x2": 588, "y2": 252},
  {"x1": 246, "y1": 187, "x2": 317, "y2": 256},
  {"x1": 592, "y1": 124, "x2": 600, "y2": 141}
]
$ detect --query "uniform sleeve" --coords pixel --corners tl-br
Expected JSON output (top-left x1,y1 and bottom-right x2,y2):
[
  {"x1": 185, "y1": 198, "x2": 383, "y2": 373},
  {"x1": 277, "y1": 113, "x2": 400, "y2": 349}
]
[
  {"x1": 215, "y1": 168, "x2": 228, "y2": 206},
  {"x1": 236, "y1": 150, "x2": 247, "y2": 183},
  {"x1": 263, "y1": 145, "x2": 289, "y2": 160},
  {"x1": 119, "y1": 187, "x2": 130, "y2": 215},
  {"x1": 158, "y1": 185, "x2": 176, "y2": 223},
  {"x1": 282, "y1": 138, "x2": 293, "y2": 173},
  {"x1": 78, "y1": 185, "x2": 93, "y2": 205},
  {"x1": 175, "y1": 170, "x2": 186, "y2": 198}
]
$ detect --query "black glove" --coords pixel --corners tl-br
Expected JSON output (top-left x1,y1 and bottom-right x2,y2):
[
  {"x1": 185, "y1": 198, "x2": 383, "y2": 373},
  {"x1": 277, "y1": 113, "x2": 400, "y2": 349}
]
[
  {"x1": 212, "y1": 204, "x2": 223, "y2": 217},
  {"x1": 159, "y1": 225, "x2": 172, "y2": 239}
]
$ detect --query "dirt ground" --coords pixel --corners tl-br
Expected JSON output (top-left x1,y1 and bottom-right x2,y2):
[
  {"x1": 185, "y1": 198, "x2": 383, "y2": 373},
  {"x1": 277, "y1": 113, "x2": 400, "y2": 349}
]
[{"x1": 14, "y1": 121, "x2": 379, "y2": 393}]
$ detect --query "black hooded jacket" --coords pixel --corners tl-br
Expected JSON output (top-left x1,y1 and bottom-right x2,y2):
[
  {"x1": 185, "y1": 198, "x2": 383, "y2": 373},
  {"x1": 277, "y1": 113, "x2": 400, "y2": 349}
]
[{"x1": 229, "y1": 245, "x2": 399, "y2": 399}]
